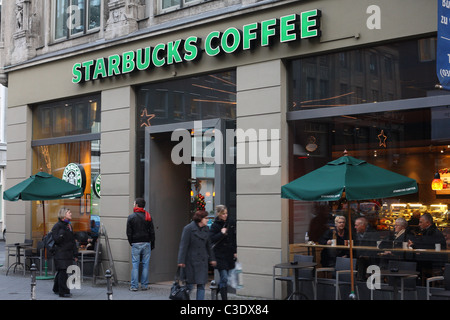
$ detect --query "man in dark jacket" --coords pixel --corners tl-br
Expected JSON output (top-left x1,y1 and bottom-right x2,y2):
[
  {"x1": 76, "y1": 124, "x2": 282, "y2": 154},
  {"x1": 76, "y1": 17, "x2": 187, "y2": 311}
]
[
  {"x1": 409, "y1": 213, "x2": 447, "y2": 281},
  {"x1": 126, "y1": 198, "x2": 155, "y2": 291}
]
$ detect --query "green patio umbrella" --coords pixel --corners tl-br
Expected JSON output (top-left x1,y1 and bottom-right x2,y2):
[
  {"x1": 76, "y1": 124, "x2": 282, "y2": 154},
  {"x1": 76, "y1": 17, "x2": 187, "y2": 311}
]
[
  {"x1": 3, "y1": 171, "x2": 83, "y2": 279},
  {"x1": 281, "y1": 154, "x2": 418, "y2": 299}
]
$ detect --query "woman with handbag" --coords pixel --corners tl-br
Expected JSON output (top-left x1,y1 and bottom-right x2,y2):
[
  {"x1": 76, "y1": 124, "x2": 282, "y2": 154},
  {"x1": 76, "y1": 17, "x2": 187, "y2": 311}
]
[
  {"x1": 177, "y1": 210, "x2": 216, "y2": 300},
  {"x1": 51, "y1": 207, "x2": 78, "y2": 298},
  {"x1": 209, "y1": 205, "x2": 237, "y2": 300}
]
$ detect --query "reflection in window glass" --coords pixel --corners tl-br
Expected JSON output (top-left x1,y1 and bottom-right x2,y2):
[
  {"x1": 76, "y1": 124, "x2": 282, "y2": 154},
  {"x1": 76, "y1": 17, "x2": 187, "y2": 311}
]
[
  {"x1": 289, "y1": 37, "x2": 439, "y2": 111},
  {"x1": 33, "y1": 95, "x2": 101, "y2": 140},
  {"x1": 135, "y1": 70, "x2": 236, "y2": 199},
  {"x1": 31, "y1": 140, "x2": 100, "y2": 241},
  {"x1": 54, "y1": 0, "x2": 100, "y2": 40},
  {"x1": 289, "y1": 107, "x2": 450, "y2": 281}
]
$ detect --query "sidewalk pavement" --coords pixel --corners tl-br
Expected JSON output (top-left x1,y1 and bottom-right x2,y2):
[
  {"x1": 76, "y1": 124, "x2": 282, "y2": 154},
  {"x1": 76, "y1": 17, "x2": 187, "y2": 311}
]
[
  {"x1": 0, "y1": 240, "x2": 248, "y2": 301},
  {"x1": 0, "y1": 267, "x2": 176, "y2": 300}
]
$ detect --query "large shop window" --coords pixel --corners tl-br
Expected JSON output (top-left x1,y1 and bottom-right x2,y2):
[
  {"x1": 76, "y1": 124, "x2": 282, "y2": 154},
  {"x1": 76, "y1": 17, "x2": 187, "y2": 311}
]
[
  {"x1": 31, "y1": 95, "x2": 101, "y2": 242},
  {"x1": 289, "y1": 37, "x2": 438, "y2": 110},
  {"x1": 288, "y1": 38, "x2": 450, "y2": 286}
]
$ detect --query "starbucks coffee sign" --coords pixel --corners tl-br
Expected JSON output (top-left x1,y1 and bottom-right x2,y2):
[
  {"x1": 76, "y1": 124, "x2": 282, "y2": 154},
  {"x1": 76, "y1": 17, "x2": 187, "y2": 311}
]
[
  {"x1": 93, "y1": 173, "x2": 101, "y2": 198},
  {"x1": 72, "y1": 10, "x2": 321, "y2": 83},
  {"x1": 62, "y1": 163, "x2": 86, "y2": 192}
]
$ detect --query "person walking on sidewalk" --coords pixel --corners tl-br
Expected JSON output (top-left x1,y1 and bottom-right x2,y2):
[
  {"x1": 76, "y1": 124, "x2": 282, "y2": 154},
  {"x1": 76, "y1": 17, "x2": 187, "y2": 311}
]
[
  {"x1": 126, "y1": 198, "x2": 155, "y2": 291},
  {"x1": 209, "y1": 205, "x2": 236, "y2": 300},
  {"x1": 51, "y1": 207, "x2": 78, "y2": 298},
  {"x1": 177, "y1": 210, "x2": 216, "y2": 300}
]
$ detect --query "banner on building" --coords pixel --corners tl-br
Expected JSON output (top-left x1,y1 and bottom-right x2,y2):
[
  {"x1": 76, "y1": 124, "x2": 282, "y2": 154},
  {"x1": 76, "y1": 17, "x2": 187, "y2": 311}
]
[{"x1": 437, "y1": 0, "x2": 450, "y2": 90}]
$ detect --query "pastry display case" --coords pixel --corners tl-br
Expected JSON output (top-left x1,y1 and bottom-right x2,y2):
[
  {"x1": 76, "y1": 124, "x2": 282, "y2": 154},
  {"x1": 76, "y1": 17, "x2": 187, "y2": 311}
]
[{"x1": 377, "y1": 203, "x2": 448, "y2": 230}]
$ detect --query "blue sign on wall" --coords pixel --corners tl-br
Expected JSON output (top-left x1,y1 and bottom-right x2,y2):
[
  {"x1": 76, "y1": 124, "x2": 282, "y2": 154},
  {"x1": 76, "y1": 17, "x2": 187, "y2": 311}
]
[{"x1": 437, "y1": 0, "x2": 450, "y2": 90}]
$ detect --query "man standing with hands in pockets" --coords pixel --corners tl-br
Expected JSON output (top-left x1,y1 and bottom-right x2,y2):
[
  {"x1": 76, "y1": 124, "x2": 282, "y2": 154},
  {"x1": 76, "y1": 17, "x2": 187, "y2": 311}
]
[{"x1": 126, "y1": 198, "x2": 155, "y2": 291}]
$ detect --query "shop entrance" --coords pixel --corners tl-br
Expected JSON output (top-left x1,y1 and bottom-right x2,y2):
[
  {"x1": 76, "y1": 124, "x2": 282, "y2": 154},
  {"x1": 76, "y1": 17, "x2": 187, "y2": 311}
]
[{"x1": 145, "y1": 119, "x2": 227, "y2": 282}]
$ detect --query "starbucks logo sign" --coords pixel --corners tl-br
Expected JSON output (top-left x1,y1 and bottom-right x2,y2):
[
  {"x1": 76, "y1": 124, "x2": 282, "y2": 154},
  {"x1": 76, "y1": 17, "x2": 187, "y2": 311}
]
[
  {"x1": 93, "y1": 174, "x2": 101, "y2": 198},
  {"x1": 62, "y1": 163, "x2": 86, "y2": 192}
]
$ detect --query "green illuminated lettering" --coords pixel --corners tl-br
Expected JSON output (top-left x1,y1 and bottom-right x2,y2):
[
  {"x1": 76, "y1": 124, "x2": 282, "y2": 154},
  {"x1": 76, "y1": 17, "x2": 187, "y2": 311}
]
[
  {"x1": 137, "y1": 47, "x2": 151, "y2": 70},
  {"x1": 221, "y1": 27, "x2": 241, "y2": 53},
  {"x1": 184, "y1": 36, "x2": 200, "y2": 61},
  {"x1": 243, "y1": 22, "x2": 259, "y2": 50},
  {"x1": 81, "y1": 60, "x2": 94, "y2": 81},
  {"x1": 167, "y1": 39, "x2": 183, "y2": 65},
  {"x1": 261, "y1": 18, "x2": 278, "y2": 46},
  {"x1": 108, "y1": 54, "x2": 121, "y2": 76},
  {"x1": 152, "y1": 43, "x2": 166, "y2": 67},
  {"x1": 122, "y1": 51, "x2": 135, "y2": 73},
  {"x1": 301, "y1": 9, "x2": 321, "y2": 39},
  {"x1": 93, "y1": 58, "x2": 107, "y2": 80},
  {"x1": 280, "y1": 14, "x2": 299, "y2": 42},
  {"x1": 205, "y1": 31, "x2": 221, "y2": 56},
  {"x1": 72, "y1": 63, "x2": 82, "y2": 84}
]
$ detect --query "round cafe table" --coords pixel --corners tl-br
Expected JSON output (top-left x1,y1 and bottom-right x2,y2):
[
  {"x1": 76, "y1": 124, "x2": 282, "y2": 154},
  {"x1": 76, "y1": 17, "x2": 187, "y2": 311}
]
[
  {"x1": 379, "y1": 269, "x2": 419, "y2": 300},
  {"x1": 273, "y1": 262, "x2": 316, "y2": 300}
]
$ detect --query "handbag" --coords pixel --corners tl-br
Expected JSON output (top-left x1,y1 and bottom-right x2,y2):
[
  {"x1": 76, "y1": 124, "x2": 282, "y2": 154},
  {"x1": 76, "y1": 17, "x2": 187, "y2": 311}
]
[{"x1": 169, "y1": 267, "x2": 190, "y2": 300}]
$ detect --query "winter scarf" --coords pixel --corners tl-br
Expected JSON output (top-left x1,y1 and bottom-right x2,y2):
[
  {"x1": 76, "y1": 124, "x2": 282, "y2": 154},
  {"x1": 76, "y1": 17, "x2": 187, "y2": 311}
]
[{"x1": 134, "y1": 207, "x2": 152, "y2": 221}]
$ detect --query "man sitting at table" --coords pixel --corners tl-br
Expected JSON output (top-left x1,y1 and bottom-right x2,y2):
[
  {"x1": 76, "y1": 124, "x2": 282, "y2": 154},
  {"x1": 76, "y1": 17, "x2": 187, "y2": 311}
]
[
  {"x1": 408, "y1": 213, "x2": 446, "y2": 250},
  {"x1": 354, "y1": 217, "x2": 379, "y2": 280},
  {"x1": 408, "y1": 213, "x2": 446, "y2": 282}
]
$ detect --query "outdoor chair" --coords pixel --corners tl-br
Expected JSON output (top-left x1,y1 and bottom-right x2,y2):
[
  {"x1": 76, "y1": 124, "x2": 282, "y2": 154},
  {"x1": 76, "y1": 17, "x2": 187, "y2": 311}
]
[
  {"x1": 314, "y1": 256, "x2": 358, "y2": 300},
  {"x1": 273, "y1": 254, "x2": 315, "y2": 299},
  {"x1": 378, "y1": 260, "x2": 418, "y2": 300},
  {"x1": 78, "y1": 242, "x2": 103, "y2": 281},
  {"x1": 25, "y1": 240, "x2": 45, "y2": 276},
  {"x1": 426, "y1": 263, "x2": 450, "y2": 300}
]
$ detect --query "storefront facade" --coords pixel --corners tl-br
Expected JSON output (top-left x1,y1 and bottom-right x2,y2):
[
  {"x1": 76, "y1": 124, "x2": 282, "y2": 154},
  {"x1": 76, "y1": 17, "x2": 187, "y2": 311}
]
[{"x1": 3, "y1": 0, "x2": 445, "y2": 298}]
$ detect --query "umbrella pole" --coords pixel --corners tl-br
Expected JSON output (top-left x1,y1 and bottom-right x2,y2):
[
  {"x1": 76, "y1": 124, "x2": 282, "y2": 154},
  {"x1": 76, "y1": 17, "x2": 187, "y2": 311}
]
[
  {"x1": 36, "y1": 201, "x2": 54, "y2": 280},
  {"x1": 347, "y1": 202, "x2": 356, "y2": 299}
]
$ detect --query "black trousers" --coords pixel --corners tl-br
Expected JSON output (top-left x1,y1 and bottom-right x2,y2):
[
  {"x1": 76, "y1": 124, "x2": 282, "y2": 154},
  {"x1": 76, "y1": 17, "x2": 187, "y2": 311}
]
[{"x1": 53, "y1": 269, "x2": 70, "y2": 295}]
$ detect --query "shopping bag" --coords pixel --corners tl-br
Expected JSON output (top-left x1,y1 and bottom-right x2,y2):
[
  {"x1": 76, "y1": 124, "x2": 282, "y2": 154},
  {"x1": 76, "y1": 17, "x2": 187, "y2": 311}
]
[
  {"x1": 169, "y1": 267, "x2": 190, "y2": 300},
  {"x1": 228, "y1": 260, "x2": 243, "y2": 289}
]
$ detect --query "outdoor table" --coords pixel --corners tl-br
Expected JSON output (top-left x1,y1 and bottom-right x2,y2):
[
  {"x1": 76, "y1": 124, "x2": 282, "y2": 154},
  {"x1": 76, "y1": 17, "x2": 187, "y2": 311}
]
[
  {"x1": 273, "y1": 261, "x2": 316, "y2": 300},
  {"x1": 5, "y1": 242, "x2": 33, "y2": 276},
  {"x1": 292, "y1": 243, "x2": 450, "y2": 257},
  {"x1": 379, "y1": 269, "x2": 419, "y2": 300}
]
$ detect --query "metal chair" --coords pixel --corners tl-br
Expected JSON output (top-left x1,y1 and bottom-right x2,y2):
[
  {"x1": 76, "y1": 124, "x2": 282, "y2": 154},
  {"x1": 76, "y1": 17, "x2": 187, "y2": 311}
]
[
  {"x1": 273, "y1": 254, "x2": 315, "y2": 299},
  {"x1": 25, "y1": 241, "x2": 45, "y2": 276},
  {"x1": 314, "y1": 256, "x2": 358, "y2": 300},
  {"x1": 426, "y1": 263, "x2": 450, "y2": 300}
]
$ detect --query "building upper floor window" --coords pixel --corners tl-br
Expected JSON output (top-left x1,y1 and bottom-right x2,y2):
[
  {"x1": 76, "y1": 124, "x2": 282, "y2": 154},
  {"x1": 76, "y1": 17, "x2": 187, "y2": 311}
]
[
  {"x1": 160, "y1": 0, "x2": 206, "y2": 14},
  {"x1": 54, "y1": 0, "x2": 100, "y2": 41}
]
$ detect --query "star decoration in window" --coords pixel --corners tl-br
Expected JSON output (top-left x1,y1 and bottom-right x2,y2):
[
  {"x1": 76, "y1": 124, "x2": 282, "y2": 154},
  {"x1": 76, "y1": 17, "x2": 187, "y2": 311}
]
[
  {"x1": 378, "y1": 130, "x2": 387, "y2": 148},
  {"x1": 139, "y1": 108, "x2": 156, "y2": 127}
]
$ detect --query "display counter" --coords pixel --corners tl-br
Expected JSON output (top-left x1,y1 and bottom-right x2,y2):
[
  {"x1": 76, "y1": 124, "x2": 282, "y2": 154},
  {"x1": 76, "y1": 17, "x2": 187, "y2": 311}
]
[{"x1": 377, "y1": 203, "x2": 449, "y2": 230}]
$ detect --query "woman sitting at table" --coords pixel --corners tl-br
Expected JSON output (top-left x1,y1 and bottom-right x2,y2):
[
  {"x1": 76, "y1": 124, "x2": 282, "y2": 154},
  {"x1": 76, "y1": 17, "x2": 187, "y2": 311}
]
[
  {"x1": 318, "y1": 215, "x2": 349, "y2": 267},
  {"x1": 379, "y1": 217, "x2": 409, "y2": 249}
]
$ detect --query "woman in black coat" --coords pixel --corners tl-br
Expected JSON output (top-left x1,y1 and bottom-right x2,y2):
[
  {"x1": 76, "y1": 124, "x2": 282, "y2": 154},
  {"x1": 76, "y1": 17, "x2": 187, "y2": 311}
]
[
  {"x1": 209, "y1": 205, "x2": 237, "y2": 300},
  {"x1": 51, "y1": 207, "x2": 78, "y2": 298},
  {"x1": 177, "y1": 210, "x2": 216, "y2": 300}
]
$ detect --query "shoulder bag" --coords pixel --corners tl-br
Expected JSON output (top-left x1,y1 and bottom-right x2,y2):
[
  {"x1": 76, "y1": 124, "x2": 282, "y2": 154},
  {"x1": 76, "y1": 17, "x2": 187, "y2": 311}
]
[{"x1": 169, "y1": 267, "x2": 190, "y2": 300}]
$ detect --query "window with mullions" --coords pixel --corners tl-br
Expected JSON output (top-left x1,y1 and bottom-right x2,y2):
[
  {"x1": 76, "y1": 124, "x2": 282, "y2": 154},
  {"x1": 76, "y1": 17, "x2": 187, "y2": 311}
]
[
  {"x1": 160, "y1": 0, "x2": 206, "y2": 13},
  {"x1": 54, "y1": 0, "x2": 100, "y2": 41},
  {"x1": 33, "y1": 95, "x2": 101, "y2": 140},
  {"x1": 288, "y1": 37, "x2": 439, "y2": 111}
]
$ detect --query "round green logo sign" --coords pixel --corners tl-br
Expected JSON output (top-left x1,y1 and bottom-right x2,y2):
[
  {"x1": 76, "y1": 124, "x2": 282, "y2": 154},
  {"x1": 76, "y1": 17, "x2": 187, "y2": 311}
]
[
  {"x1": 62, "y1": 163, "x2": 86, "y2": 191},
  {"x1": 94, "y1": 174, "x2": 101, "y2": 198}
]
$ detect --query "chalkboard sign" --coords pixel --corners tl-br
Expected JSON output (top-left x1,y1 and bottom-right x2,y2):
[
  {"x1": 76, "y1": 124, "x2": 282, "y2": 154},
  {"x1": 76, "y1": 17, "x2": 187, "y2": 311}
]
[{"x1": 93, "y1": 224, "x2": 117, "y2": 285}]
